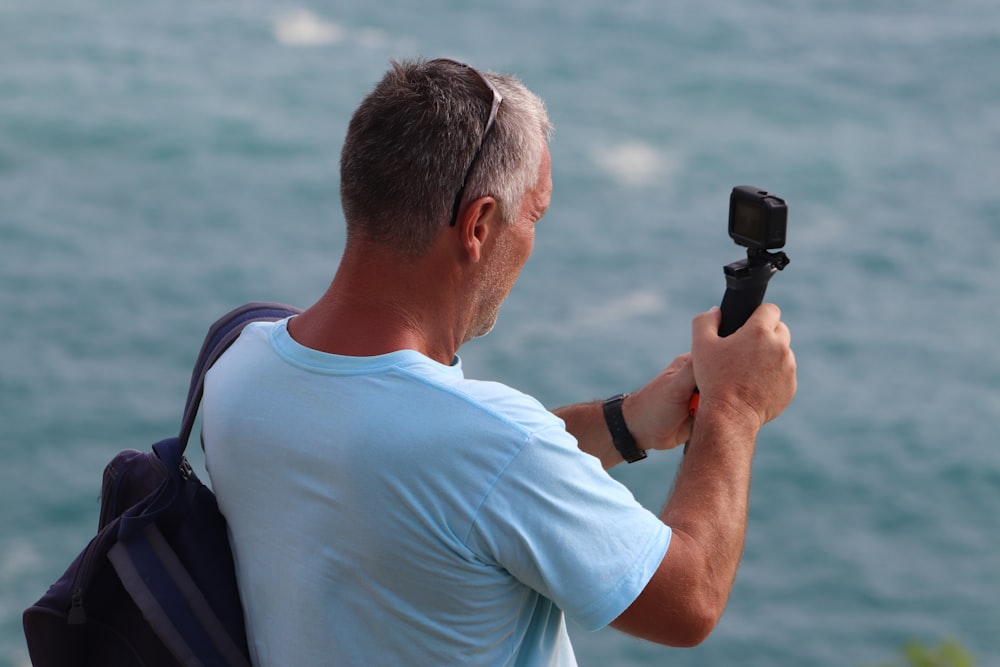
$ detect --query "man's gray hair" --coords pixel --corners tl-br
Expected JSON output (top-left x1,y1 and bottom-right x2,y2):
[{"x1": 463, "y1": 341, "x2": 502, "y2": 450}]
[{"x1": 340, "y1": 58, "x2": 553, "y2": 258}]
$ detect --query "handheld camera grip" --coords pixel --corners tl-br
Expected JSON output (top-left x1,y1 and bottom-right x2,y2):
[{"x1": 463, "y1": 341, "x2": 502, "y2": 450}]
[{"x1": 718, "y1": 261, "x2": 778, "y2": 337}]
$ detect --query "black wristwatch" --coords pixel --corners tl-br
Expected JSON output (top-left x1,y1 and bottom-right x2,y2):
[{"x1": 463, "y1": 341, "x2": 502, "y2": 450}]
[{"x1": 602, "y1": 394, "x2": 647, "y2": 463}]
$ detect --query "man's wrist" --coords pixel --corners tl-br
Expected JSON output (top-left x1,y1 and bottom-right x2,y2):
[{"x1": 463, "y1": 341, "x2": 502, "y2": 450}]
[
  {"x1": 695, "y1": 394, "x2": 764, "y2": 434},
  {"x1": 602, "y1": 394, "x2": 647, "y2": 463},
  {"x1": 683, "y1": 394, "x2": 762, "y2": 459}
]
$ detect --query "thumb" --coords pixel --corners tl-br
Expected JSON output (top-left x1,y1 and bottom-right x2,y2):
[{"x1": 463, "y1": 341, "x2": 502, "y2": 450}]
[{"x1": 692, "y1": 307, "x2": 721, "y2": 341}]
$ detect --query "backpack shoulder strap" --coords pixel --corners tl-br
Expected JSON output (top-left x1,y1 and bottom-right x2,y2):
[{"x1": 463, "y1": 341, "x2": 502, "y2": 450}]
[{"x1": 178, "y1": 302, "x2": 301, "y2": 449}]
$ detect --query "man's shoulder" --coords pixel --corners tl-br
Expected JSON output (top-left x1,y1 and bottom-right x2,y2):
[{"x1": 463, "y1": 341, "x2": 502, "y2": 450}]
[{"x1": 441, "y1": 375, "x2": 566, "y2": 440}]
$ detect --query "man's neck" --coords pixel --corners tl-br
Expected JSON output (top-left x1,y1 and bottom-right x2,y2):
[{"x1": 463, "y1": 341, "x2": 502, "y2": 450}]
[{"x1": 287, "y1": 239, "x2": 470, "y2": 365}]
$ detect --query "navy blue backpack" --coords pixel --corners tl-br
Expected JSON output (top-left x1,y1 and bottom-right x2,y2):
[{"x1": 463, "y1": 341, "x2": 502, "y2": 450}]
[{"x1": 23, "y1": 302, "x2": 300, "y2": 667}]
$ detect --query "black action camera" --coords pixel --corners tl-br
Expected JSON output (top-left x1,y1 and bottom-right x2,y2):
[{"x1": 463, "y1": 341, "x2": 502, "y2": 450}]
[
  {"x1": 729, "y1": 186, "x2": 787, "y2": 250},
  {"x1": 718, "y1": 186, "x2": 790, "y2": 337}
]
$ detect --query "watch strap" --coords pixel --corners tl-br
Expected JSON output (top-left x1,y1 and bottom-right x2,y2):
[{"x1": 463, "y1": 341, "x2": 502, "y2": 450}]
[{"x1": 602, "y1": 393, "x2": 647, "y2": 463}]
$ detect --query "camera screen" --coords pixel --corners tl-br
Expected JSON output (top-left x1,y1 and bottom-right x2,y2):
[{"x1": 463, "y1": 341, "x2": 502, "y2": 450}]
[{"x1": 731, "y1": 199, "x2": 764, "y2": 243}]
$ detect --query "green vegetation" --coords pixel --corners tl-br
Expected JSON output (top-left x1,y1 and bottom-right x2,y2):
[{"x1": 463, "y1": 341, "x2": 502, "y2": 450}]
[{"x1": 868, "y1": 639, "x2": 976, "y2": 667}]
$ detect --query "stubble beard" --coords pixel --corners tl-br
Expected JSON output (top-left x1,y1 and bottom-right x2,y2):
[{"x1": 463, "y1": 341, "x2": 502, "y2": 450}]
[{"x1": 468, "y1": 234, "x2": 518, "y2": 341}]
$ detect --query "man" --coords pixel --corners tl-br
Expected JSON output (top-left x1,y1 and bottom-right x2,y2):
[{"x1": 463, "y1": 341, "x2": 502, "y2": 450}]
[{"x1": 204, "y1": 58, "x2": 796, "y2": 666}]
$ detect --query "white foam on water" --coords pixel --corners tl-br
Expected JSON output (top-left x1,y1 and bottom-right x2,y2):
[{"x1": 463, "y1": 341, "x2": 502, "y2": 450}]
[
  {"x1": 592, "y1": 141, "x2": 679, "y2": 189},
  {"x1": 274, "y1": 10, "x2": 343, "y2": 47},
  {"x1": 570, "y1": 289, "x2": 666, "y2": 330}
]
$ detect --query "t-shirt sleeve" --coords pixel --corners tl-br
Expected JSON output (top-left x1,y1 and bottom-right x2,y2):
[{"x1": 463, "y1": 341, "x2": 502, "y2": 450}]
[{"x1": 466, "y1": 425, "x2": 671, "y2": 632}]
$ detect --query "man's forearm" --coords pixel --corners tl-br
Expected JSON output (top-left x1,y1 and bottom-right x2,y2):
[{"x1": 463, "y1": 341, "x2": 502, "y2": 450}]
[
  {"x1": 554, "y1": 401, "x2": 622, "y2": 470},
  {"x1": 599, "y1": 394, "x2": 763, "y2": 645},
  {"x1": 660, "y1": 397, "x2": 760, "y2": 614}
]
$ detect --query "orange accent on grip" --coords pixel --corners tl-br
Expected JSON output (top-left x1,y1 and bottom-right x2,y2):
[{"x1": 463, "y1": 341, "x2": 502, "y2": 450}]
[{"x1": 688, "y1": 390, "x2": 700, "y2": 417}]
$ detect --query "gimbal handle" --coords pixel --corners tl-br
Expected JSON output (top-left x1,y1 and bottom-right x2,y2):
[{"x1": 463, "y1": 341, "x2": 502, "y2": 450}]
[
  {"x1": 718, "y1": 252, "x2": 787, "y2": 337},
  {"x1": 688, "y1": 249, "x2": 789, "y2": 419}
]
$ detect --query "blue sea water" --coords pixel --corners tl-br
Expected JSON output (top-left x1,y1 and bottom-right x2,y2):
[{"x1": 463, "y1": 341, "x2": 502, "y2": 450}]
[{"x1": 2, "y1": 1, "x2": 998, "y2": 665}]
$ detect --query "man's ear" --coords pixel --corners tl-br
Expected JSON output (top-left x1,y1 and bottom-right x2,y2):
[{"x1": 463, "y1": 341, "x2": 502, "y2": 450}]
[{"x1": 457, "y1": 196, "x2": 499, "y2": 263}]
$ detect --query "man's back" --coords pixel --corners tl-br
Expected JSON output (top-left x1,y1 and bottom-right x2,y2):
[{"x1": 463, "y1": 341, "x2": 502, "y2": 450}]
[{"x1": 204, "y1": 319, "x2": 670, "y2": 666}]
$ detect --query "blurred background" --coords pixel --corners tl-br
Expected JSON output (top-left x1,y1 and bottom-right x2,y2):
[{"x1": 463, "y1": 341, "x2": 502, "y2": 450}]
[{"x1": 2, "y1": 1, "x2": 998, "y2": 665}]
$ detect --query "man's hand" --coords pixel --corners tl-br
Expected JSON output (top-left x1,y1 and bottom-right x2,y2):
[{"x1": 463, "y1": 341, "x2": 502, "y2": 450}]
[
  {"x1": 621, "y1": 353, "x2": 696, "y2": 453},
  {"x1": 691, "y1": 304, "x2": 796, "y2": 431},
  {"x1": 554, "y1": 351, "x2": 694, "y2": 468},
  {"x1": 621, "y1": 303, "x2": 795, "y2": 455},
  {"x1": 557, "y1": 304, "x2": 794, "y2": 468}
]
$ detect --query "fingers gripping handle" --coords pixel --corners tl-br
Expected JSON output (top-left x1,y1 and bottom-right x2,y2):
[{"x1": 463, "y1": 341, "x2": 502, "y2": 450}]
[{"x1": 688, "y1": 258, "x2": 779, "y2": 417}]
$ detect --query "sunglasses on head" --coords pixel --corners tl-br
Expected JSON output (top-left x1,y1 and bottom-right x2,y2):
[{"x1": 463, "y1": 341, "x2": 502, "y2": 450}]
[{"x1": 431, "y1": 59, "x2": 504, "y2": 227}]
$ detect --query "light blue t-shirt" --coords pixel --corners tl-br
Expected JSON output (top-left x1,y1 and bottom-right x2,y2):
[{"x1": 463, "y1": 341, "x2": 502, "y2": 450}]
[{"x1": 203, "y1": 319, "x2": 670, "y2": 667}]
